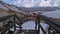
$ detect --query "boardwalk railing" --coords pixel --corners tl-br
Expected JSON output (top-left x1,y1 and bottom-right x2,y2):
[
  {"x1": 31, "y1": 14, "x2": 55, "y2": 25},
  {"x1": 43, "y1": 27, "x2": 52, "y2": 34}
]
[
  {"x1": 38, "y1": 14, "x2": 60, "y2": 34},
  {"x1": 0, "y1": 14, "x2": 22, "y2": 34},
  {"x1": 0, "y1": 13, "x2": 60, "y2": 34}
]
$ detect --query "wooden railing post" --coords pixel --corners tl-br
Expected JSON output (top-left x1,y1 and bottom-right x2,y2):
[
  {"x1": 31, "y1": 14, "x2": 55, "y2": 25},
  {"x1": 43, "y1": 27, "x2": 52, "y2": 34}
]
[
  {"x1": 13, "y1": 16, "x2": 16, "y2": 31},
  {"x1": 19, "y1": 17, "x2": 23, "y2": 30},
  {"x1": 38, "y1": 23, "x2": 40, "y2": 34},
  {"x1": 35, "y1": 22, "x2": 37, "y2": 30},
  {"x1": 19, "y1": 17, "x2": 22, "y2": 30},
  {"x1": 19, "y1": 18, "x2": 22, "y2": 30},
  {"x1": 37, "y1": 14, "x2": 40, "y2": 34},
  {"x1": 35, "y1": 17, "x2": 37, "y2": 30}
]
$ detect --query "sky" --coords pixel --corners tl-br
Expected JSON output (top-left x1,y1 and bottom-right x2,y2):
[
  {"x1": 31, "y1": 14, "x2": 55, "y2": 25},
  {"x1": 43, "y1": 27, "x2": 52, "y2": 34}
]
[{"x1": 1, "y1": 0, "x2": 60, "y2": 7}]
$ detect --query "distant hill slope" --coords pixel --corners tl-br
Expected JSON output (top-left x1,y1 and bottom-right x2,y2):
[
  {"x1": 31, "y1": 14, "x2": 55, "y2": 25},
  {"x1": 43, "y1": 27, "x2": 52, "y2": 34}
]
[
  {"x1": 0, "y1": 1, "x2": 60, "y2": 17},
  {"x1": 0, "y1": 1, "x2": 60, "y2": 12}
]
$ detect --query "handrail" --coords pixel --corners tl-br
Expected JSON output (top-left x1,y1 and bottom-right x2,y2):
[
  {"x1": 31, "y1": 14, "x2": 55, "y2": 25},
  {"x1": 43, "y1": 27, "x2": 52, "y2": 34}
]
[
  {"x1": 39, "y1": 15, "x2": 60, "y2": 32},
  {"x1": 0, "y1": 14, "x2": 16, "y2": 22},
  {"x1": 0, "y1": 14, "x2": 17, "y2": 34}
]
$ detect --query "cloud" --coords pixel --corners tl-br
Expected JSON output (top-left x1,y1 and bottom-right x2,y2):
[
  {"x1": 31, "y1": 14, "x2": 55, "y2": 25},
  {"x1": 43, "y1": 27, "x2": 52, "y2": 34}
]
[
  {"x1": 13, "y1": 0, "x2": 35, "y2": 7},
  {"x1": 40, "y1": 0, "x2": 59, "y2": 7},
  {"x1": 13, "y1": 0, "x2": 41, "y2": 7},
  {"x1": 40, "y1": 0, "x2": 52, "y2": 6},
  {"x1": 22, "y1": 0, "x2": 35, "y2": 7},
  {"x1": 1, "y1": 0, "x2": 15, "y2": 4},
  {"x1": 14, "y1": 0, "x2": 59, "y2": 7},
  {"x1": 1, "y1": 0, "x2": 60, "y2": 7}
]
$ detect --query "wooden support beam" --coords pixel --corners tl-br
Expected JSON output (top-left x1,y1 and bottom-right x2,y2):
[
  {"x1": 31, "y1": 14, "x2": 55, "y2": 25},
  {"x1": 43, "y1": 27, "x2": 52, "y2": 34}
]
[
  {"x1": 35, "y1": 17, "x2": 38, "y2": 30},
  {"x1": 19, "y1": 17, "x2": 23, "y2": 30},
  {"x1": 35, "y1": 22, "x2": 37, "y2": 30},
  {"x1": 13, "y1": 16, "x2": 16, "y2": 31},
  {"x1": 36, "y1": 14, "x2": 40, "y2": 34},
  {"x1": 38, "y1": 23, "x2": 40, "y2": 34}
]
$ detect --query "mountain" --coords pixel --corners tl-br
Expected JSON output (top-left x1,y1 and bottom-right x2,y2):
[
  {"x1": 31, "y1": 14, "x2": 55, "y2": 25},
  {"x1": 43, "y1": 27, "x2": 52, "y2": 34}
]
[
  {"x1": 0, "y1": 1, "x2": 60, "y2": 12},
  {"x1": 19, "y1": 6, "x2": 60, "y2": 11},
  {"x1": 0, "y1": 1, "x2": 23, "y2": 12}
]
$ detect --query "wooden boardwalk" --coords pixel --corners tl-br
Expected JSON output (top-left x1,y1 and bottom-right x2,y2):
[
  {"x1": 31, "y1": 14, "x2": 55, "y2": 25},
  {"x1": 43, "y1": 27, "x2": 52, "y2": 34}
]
[{"x1": 0, "y1": 14, "x2": 60, "y2": 34}]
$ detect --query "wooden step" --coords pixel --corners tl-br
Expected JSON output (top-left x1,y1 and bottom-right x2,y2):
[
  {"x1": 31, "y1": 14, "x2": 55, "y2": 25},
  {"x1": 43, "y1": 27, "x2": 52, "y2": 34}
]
[{"x1": 16, "y1": 30, "x2": 38, "y2": 34}]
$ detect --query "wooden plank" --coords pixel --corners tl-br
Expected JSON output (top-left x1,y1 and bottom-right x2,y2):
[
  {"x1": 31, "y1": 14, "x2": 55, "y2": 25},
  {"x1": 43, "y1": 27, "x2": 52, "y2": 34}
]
[{"x1": 17, "y1": 30, "x2": 38, "y2": 34}]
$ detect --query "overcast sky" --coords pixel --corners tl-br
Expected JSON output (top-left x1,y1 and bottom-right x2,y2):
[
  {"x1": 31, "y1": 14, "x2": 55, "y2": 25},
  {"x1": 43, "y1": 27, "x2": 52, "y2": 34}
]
[{"x1": 1, "y1": 0, "x2": 60, "y2": 7}]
